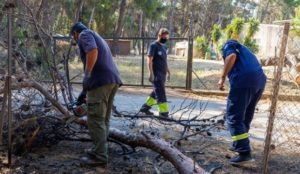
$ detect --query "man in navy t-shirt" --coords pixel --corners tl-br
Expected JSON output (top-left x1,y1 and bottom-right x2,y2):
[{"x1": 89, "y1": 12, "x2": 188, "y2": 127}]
[
  {"x1": 71, "y1": 22, "x2": 122, "y2": 168},
  {"x1": 219, "y1": 39, "x2": 266, "y2": 165},
  {"x1": 140, "y1": 28, "x2": 170, "y2": 117}
]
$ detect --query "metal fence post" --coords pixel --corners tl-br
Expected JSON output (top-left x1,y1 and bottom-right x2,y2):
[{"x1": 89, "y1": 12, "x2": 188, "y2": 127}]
[
  {"x1": 186, "y1": 36, "x2": 193, "y2": 90},
  {"x1": 262, "y1": 22, "x2": 290, "y2": 174},
  {"x1": 142, "y1": 38, "x2": 145, "y2": 86},
  {"x1": 6, "y1": 1, "x2": 15, "y2": 167}
]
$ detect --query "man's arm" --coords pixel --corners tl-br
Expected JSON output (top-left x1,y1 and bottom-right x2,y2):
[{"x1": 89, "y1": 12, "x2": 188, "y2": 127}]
[
  {"x1": 218, "y1": 53, "x2": 237, "y2": 90},
  {"x1": 147, "y1": 56, "x2": 154, "y2": 75},
  {"x1": 221, "y1": 53, "x2": 236, "y2": 78},
  {"x1": 85, "y1": 48, "x2": 98, "y2": 74}
]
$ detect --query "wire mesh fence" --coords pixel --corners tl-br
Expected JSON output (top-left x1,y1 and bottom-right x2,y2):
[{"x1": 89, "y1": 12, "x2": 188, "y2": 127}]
[{"x1": 262, "y1": 23, "x2": 300, "y2": 174}]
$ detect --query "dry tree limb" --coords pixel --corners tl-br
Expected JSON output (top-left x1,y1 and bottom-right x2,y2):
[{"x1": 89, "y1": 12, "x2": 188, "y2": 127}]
[
  {"x1": 0, "y1": 79, "x2": 71, "y2": 118},
  {"x1": 109, "y1": 128, "x2": 207, "y2": 174}
]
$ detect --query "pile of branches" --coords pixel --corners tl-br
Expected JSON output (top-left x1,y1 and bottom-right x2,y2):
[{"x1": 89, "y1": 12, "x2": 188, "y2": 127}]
[
  {"x1": 0, "y1": 76, "x2": 224, "y2": 174},
  {"x1": 0, "y1": 1, "x2": 224, "y2": 173}
]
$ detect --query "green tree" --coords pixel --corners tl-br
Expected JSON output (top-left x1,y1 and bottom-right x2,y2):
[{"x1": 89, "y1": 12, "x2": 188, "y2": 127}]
[
  {"x1": 211, "y1": 24, "x2": 222, "y2": 45},
  {"x1": 194, "y1": 35, "x2": 209, "y2": 58},
  {"x1": 291, "y1": 5, "x2": 300, "y2": 37},
  {"x1": 244, "y1": 18, "x2": 260, "y2": 53},
  {"x1": 231, "y1": 17, "x2": 245, "y2": 38},
  {"x1": 211, "y1": 24, "x2": 222, "y2": 59}
]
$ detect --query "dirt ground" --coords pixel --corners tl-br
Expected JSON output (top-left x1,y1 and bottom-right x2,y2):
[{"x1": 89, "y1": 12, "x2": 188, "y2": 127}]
[{"x1": 0, "y1": 87, "x2": 297, "y2": 174}]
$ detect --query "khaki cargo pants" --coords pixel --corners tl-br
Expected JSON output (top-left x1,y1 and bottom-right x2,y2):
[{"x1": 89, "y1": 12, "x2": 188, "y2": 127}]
[{"x1": 86, "y1": 83, "x2": 119, "y2": 163}]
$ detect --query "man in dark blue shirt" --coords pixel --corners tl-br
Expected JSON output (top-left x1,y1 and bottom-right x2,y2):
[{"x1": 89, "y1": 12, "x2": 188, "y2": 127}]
[
  {"x1": 219, "y1": 39, "x2": 266, "y2": 165},
  {"x1": 71, "y1": 22, "x2": 122, "y2": 168},
  {"x1": 140, "y1": 28, "x2": 170, "y2": 117}
]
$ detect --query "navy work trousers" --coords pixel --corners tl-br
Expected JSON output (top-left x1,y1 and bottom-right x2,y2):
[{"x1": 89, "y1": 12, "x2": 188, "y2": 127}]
[
  {"x1": 150, "y1": 79, "x2": 167, "y2": 103},
  {"x1": 226, "y1": 87, "x2": 264, "y2": 153}
]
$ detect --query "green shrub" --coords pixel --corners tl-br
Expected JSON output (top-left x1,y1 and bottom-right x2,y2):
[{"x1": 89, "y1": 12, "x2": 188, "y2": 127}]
[
  {"x1": 244, "y1": 18, "x2": 260, "y2": 53},
  {"x1": 231, "y1": 17, "x2": 245, "y2": 35},
  {"x1": 194, "y1": 35, "x2": 209, "y2": 57},
  {"x1": 211, "y1": 24, "x2": 222, "y2": 44}
]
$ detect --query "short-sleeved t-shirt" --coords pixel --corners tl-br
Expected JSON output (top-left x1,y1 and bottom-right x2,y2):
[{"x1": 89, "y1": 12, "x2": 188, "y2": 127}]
[
  {"x1": 221, "y1": 39, "x2": 266, "y2": 89},
  {"x1": 148, "y1": 42, "x2": 168, "y2": 80},
  {"x1": 78, "y1": 29, "x2": 122, "y2": 91}
]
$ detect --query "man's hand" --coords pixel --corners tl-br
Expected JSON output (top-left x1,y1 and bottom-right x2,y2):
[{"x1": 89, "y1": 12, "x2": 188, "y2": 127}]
[
  {"x1": 167, "y1": 71, "x2": 170, "y2": 82},
  {"x1": 77, "y1": 90, "x2": 87, "y2": 105},
  {"x1": 218, "y1": 76, "x2": 226, "y2": 91},
  {"x1": 83, "y1": 71, "x2": 91, "y2": 91},
  {"x1": 149, "y1": 73, "x2": 155, "y2": 83}
]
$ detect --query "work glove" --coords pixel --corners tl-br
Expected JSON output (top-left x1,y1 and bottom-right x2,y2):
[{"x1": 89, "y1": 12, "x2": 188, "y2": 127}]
[
  {"x1": 83, "y1": 71, "x2": 91, "y2": 91},
  {"x1": 149, "y1": 73, "x2": 155, "y2": 83},
  {"x1": 77, "y1": 90, "x2": 87, "y2": 105}
]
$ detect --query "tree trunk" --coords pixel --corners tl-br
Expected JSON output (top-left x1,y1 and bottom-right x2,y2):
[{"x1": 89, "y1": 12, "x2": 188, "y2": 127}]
[
  {"x1": 74, "y1": 0, "x2": 84, "y2": 22},
  {"x1": 168, "y1": 0, "x2": 177, "y2": 54},
  {"x1": 112, "y1": 0, "x2": 127, "y2": 56},
  {"x1": 88, "y1": 6, "x2": 95, "y2": 28},
  {"x1": 114, "y1": 0, "x2": 127, "y2": 37},
  {"x1": 259, "y1": 0, "x2": 271, "y2": 23}
]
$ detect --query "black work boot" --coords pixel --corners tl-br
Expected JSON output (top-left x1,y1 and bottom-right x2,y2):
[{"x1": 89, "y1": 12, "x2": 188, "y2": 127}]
[
  {"x1": 159, "y1": 112, "x2": 169, "y2": 117},
  {"x1": 139, "y1": 104, "x2": 154, "y2": 115},
  {"x1": 228, "y1": 146, "x2": 235, "y2": 152},
  {"x1": 80, "y1": 155, "x2": 107, "y2": 167},
  {"x1": 229, "y1": 152, "x2": 254, "y2": 165}
]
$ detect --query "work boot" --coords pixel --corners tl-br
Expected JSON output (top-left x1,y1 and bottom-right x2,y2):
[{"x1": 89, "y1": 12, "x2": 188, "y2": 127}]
[
  {"x1": 228, "y1": 146, "x2": 235, "y2": 152},
  {"x1": 80, "y1": 155, "x2": 107, "y2": 167},
  {"x1": 139, "y1": 104, "x2": 154, "y2": 115},
  {"x1": 84, "y1": 148, "x2": 96, "y2": 158},
  {"x1": 229, "y1": 152, "x2": 255, "y2": 165},
  {"x1": 159, "y1": 112, "x2": 169, "y2": 117}
]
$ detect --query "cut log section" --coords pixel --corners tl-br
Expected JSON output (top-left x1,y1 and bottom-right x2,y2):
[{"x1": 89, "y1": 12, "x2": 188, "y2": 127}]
[
  {"x1": 260, "y1": 56, "x2": 279, "y2": 66},
  {"x1": 285, "y1": 54, "x2": 300, "y2": 86}
]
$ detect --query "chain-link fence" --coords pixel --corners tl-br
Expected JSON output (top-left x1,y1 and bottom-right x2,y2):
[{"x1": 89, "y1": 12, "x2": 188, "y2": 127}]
[
  {"x1": 53, "y1": 36, "x2": 191, "y2": 89},
  {"x1": 262, "y1": 23, "x2": 300, "y2": 174}
]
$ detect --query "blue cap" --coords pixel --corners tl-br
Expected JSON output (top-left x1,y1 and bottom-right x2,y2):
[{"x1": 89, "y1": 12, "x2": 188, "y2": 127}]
[{"x1": 70, "y1": 22, "x2": 88, "y2": 34}]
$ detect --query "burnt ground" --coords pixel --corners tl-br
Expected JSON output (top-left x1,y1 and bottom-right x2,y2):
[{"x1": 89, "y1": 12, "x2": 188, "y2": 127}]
[{"x1": 0, "y1": 87, "x2": 296, "y2": 174}]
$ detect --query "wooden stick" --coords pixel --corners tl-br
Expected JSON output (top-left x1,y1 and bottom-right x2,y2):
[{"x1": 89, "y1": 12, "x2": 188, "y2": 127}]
[{"x1": 262, "y1": 22, "x2": 290, "y2": 174}]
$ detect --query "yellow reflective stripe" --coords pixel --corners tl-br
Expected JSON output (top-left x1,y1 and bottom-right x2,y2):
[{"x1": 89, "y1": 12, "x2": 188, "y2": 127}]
[
  {"x1": 158, "y1": 103, "x2": 169, "y2": 113},
  {"x1": 232, "y1": 133, "x2": 249, "y2": 141},
  {"x1": 146, "y1": 97, "x2": 157, "y2": 106}
]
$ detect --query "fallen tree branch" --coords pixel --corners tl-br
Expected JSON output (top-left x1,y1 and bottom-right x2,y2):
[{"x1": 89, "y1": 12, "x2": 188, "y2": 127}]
[
  {"x1": 12, "y1": 114, "x2": 207, "y2": 173},
  {"x1": 0, "y1": 79, "x2": 71, "y2": 118},
  {"x1": 113, "y1": 110, "x2": 224, "y2": 128},
  {"x1": 109, "y1": 128, "x2": 207, "y2": 174}
]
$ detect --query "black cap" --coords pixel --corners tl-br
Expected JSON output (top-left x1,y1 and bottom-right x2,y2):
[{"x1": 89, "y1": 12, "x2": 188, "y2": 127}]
[{"x1": 70, "y1": 22, "x2": 88, "y2": 34}]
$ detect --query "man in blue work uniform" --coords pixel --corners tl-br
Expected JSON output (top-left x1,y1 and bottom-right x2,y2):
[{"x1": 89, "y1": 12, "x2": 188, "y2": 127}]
[
  {"x1": 140, "y1": 28, "x2": 170, "y2": 117},
  {"x1": 71, "y1": 22, "x2": 122, "y2": 167},
  {"x1": 218, "y1": 38, "x2": 266, "y2": 165}
]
